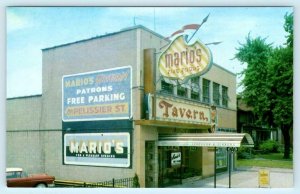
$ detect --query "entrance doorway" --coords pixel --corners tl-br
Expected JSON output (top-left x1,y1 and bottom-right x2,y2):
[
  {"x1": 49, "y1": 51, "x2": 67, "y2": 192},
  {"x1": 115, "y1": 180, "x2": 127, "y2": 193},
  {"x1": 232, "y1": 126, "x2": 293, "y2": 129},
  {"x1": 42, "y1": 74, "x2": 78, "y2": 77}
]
[
  {"x1": 156, "y1": 133, "x2": 254, "y2": 188},
  {"x1": 158, "y1": 146, "x2": 202, "y2": 187}
]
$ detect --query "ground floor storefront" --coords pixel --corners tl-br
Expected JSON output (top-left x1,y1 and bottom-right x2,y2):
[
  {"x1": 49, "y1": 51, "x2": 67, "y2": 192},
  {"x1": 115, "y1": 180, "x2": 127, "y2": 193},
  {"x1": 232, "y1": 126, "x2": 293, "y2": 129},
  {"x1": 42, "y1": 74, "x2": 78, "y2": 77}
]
[
  {"x1": 135, "y1": 121, "x2": 253, "y2": 187},
  {"x1": 6, "y1": 122, "x2": 253, "y2": 188},
  {"x1": 156, "y1": 146, "x2": 228, "y2": 187}
]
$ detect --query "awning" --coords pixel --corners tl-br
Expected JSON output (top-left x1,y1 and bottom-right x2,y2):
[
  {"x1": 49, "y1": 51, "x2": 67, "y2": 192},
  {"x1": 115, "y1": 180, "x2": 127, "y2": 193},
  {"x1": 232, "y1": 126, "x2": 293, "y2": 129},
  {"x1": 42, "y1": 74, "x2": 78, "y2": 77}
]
[
  {"x1": 158, "y1": 133, "x2": 254, "y2": 147},
  {"x1": 134, "y1": 119, "x2": 211, "y2": 130}
]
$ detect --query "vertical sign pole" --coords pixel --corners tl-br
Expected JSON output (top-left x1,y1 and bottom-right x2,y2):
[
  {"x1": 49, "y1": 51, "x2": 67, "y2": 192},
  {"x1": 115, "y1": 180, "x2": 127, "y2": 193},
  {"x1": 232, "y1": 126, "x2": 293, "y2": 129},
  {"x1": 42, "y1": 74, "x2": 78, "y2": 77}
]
[
  {"x1": 214, "y1": 147, "x2": 217, "y2": 188},
  {"x1": 180, "y1": 147, "x2": 183, "y2": 184},
  {"x1": 227, "y1": 147, "x2": 232, "y2": 188},
  {"x1": 229, "y1": 151, "x2": 231, "y2": 188},
  {"x1": 227, "y1": 147, "x2": 237, "y2": 188},
  {"x1": 161, "y1": 147, "x2": 164, "y2": 187}
]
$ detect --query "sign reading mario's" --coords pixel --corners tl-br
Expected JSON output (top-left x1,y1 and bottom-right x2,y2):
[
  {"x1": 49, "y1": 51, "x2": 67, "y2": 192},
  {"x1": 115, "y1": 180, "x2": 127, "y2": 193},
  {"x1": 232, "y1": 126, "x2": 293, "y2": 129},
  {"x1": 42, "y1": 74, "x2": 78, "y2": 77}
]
[
  {"x1": 64, "y1": 132, "x2": 130, "y2": 167},
  {"x1": 158, "y1": 35, "x2": 213, "y2": 80}
]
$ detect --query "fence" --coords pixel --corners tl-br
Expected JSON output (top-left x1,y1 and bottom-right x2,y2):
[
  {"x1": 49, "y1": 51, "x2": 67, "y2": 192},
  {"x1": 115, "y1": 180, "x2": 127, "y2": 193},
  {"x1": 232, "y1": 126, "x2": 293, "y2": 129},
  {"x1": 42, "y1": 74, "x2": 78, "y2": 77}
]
[{"x1": 54, "y1": 177, "x2": 137, "y2": 188}]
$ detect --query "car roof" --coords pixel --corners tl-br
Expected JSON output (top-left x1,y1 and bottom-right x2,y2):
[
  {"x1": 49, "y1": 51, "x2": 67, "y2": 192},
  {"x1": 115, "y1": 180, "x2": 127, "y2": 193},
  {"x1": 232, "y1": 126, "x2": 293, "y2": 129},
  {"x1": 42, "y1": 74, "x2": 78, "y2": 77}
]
[{"x1": 6, "y1": 168, "x2": 23, "y2": 172}]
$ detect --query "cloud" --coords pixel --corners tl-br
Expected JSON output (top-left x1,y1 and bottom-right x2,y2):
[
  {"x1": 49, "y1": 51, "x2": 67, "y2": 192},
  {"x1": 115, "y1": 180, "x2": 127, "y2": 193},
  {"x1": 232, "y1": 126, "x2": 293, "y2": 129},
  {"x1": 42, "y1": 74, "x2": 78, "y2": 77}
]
[{"x1": 7, "y1": 11, "x2": 31, "y2": 33}]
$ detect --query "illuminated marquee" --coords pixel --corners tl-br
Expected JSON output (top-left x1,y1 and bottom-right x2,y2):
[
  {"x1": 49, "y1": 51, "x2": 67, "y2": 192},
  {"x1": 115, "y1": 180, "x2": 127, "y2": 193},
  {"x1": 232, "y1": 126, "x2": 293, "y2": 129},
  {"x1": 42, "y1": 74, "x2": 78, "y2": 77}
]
[{"x1": 158, "y1": 35, "x2": 213, "y2": 80}]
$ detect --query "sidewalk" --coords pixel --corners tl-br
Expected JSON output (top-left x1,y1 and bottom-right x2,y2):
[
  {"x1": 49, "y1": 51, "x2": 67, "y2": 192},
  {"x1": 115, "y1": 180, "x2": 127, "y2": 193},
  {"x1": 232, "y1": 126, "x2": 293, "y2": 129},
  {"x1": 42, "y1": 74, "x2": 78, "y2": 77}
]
[{"x1": 167, "y1": 167, "x2": 293, "y2": 188}]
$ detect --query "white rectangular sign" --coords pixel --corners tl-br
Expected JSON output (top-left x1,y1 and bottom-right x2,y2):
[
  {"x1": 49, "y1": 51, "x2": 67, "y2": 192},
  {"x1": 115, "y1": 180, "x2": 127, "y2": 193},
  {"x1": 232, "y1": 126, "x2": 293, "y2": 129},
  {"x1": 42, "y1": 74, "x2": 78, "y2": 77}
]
[
  {"x1": 171, "y1": 152, "x2": 181, "y2": 166},
  {"x1": 64, "y1": 132, "x2": 130, "y2": 167}
]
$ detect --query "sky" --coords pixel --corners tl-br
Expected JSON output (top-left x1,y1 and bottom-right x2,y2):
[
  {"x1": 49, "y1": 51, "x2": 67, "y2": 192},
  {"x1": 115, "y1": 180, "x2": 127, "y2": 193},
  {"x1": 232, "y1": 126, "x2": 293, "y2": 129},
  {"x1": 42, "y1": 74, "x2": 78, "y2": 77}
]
[{"x1": 6, "y1": 6, "x2": 293, "y2": 98}]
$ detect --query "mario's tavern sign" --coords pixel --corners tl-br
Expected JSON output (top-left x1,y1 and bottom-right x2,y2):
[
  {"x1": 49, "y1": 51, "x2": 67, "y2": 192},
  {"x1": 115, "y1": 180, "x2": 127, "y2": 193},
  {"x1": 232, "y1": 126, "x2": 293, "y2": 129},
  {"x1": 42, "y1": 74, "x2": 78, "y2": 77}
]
[{"x1": 158, "y1": 35, "x2": 213, "y2": 80}]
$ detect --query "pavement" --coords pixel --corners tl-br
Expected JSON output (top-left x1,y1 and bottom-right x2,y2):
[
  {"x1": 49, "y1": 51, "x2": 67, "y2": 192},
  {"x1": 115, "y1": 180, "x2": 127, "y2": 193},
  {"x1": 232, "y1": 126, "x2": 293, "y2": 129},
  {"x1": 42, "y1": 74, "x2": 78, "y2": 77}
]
[{"x1": 167, "y1": 167, "x2": 293, "y2": 188}]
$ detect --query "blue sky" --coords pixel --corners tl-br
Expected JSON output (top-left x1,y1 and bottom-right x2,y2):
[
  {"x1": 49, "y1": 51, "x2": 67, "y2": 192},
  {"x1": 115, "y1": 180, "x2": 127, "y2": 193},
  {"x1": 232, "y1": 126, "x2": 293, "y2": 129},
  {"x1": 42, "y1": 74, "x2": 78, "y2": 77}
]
[{"x1": 6, "y1": 6, "x2": 293, "y2": 98}]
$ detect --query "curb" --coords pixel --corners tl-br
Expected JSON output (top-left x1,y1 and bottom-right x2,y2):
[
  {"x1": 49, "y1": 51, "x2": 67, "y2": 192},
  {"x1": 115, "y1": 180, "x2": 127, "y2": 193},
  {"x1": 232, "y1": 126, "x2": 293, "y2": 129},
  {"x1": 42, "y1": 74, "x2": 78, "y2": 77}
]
[{"x1": 235, "y1": 167, "x2": 293, "y2": 173}]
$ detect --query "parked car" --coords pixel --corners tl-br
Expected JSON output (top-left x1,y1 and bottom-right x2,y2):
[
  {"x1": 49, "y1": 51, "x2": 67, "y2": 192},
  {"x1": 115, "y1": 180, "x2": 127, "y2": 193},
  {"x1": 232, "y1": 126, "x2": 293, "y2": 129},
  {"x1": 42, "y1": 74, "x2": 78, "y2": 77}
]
[{"x1": 6, "y1": 168, "x2": 55, "y2": 188}]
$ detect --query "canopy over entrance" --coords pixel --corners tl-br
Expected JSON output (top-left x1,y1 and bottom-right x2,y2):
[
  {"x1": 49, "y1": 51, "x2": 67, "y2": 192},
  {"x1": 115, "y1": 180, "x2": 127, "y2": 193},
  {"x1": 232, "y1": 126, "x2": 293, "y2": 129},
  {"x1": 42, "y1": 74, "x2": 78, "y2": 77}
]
[{"x1": 158, "y1": 133, "x2": 254, "y2": 148}]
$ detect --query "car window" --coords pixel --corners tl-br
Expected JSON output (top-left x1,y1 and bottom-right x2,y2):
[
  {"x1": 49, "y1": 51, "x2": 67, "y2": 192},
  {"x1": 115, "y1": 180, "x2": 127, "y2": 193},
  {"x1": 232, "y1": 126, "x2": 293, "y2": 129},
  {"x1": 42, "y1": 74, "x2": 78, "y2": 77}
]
[
  {"x1": 21, "y1": 171, "x2": 28, "y2": 177},
  {"x1": 6, "y1": 171, "x2": 22, "y2": 179}
]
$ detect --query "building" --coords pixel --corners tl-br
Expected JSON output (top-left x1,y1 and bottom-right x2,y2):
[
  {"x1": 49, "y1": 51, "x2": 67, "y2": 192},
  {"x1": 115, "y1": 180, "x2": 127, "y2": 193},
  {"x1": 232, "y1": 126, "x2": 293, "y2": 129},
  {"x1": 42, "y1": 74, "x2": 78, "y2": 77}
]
[
  {"x1": 237, "y1": 97, "x2": 281, "y2": 148},
  {"x1": 7, "y1": 25, "x2": 253, "y2": 188}
]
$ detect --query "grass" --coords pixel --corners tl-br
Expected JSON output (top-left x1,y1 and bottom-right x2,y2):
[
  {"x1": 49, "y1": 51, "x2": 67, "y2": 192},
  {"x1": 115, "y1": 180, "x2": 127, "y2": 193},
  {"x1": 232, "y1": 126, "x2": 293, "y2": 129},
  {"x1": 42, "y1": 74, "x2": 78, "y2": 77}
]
[{"x1": 236, "y1": 153, "x2": 293, "y2": 169}]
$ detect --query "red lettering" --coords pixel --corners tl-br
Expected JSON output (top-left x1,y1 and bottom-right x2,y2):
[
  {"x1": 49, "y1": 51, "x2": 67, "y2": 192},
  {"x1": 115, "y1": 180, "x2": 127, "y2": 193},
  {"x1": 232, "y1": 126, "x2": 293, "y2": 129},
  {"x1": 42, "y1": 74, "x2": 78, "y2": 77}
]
[
  {"x1": 172, "y1": 107, "x2": 178, "y2": 117},
  {"x1": 159, "y1": 100, "x2": 173, "y2": 118},
  {"x1": 186, "y1": 110, "x2": 192, "y2": 119},
  {"x1": 179, "y1": 108, "x2": 186, "y2": 118},
  {"x1": 193, "y1": 110, "x2": 199, "y2": 119}
]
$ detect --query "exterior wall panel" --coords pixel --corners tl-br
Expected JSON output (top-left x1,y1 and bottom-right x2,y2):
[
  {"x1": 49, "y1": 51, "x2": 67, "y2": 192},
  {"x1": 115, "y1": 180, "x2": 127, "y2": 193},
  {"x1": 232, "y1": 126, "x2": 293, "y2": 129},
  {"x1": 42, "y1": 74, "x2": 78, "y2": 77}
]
[
  {"x1": 41, "y1": 30, "x2": 138, "y2": 129},
  {"x1": 6, "y1": 96, "x2": 42, "y2": 130},
  {"x1": 6, "y1": 130, "x2": 45, "y2": 174},
  {"x1": 41, "y1": 30, "x2": 139, "y2": 181}
]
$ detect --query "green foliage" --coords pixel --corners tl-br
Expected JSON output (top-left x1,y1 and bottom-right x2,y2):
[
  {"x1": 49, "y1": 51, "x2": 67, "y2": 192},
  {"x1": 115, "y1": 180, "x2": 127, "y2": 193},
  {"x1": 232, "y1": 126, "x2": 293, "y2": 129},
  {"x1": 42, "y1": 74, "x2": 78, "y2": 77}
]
[
  {"x1": 267, "y1": 47, "x2": 293, "y2": 127},
  {"x1": 237, "y1": 147, "x2": 253, "y2": 159},
  {"x1": 284, "y1": 12, "x2": 293, "y2": 48},
  {"x1": 259, "y1": 140, "x2": 280, "y2": 154},
  {"x1": 133, "y1": 173, "x2": 140, "y2": 188},
  {"x1": 256, "y1": 153, "x2": 292, "y2": 161},
  {"x1": 234, "y1": 35, "x2": 273, "y2": 126},
  {"x1": 237, "y1": 158, "x2": 293, "y2": 169},
  {"x1": 237, "y1": 153, "x2": 293, "y2": 169},
  {"x1": 234, "y1": 12, "x2": 293, "y2": 159}
]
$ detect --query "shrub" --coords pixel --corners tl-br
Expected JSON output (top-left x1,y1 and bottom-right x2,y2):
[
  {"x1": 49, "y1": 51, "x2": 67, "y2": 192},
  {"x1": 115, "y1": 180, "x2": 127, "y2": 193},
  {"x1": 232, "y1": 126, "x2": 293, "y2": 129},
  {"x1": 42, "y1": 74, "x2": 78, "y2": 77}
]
[
  {"x1": 259, "y1": 140, "x2": 280, "y2": 154},
  {"x1": 237, "y1": 147, "x2": 253, "y2": 159},
  {"x1": 133, "y1": 173, "x2": 140, "y2": 188}
]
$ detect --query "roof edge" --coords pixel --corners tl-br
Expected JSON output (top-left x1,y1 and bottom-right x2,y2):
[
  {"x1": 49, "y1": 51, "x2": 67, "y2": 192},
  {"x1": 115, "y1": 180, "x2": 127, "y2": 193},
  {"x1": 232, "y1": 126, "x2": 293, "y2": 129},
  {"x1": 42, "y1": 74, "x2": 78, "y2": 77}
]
[
  {"x1": 213, "y1": 63, "x2": 236, "y2": 76},
  {"x1": 7, "y1": 94, "x2": 42, "y2": 100},
  {"x1": 42, "y1": 25, "x2": 166, "y2": 51}
]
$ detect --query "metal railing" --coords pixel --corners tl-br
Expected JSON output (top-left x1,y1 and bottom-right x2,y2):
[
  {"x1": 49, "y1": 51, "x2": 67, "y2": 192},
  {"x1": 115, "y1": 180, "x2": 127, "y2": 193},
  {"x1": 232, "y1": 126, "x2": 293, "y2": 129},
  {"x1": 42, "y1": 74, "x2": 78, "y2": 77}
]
[{"x1": 54, "y1": 177, "x2": 136, "y2": 188}]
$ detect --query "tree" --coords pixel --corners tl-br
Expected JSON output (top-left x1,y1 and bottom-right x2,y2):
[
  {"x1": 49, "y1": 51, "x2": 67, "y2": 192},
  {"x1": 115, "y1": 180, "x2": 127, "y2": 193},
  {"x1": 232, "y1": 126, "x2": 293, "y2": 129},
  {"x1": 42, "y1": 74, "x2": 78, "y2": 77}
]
[
  {"x1": 284, "y1": 12, "x2": 293, "y2": 48},
  {"x1": 235, "y1": 35, "x2": 273, "y2": 126},
  {"x1": 267, "y1": 13, "x2": 293, "y2": 158},
  {"x1": 267, "y1": 46, "x2": 293, "y2": 159},
  {"x1": 235, "y1": 12, "x2": 293, "y2": 159}
]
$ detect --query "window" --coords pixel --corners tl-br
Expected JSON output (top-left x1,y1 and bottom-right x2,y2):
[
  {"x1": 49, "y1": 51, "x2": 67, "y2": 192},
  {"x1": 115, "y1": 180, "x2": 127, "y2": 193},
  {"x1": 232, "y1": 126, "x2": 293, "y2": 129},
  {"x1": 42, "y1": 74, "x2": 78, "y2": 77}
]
[
  {"x1": 6, "y1": 171, "x2": 22, "y2": 179},
  {"x1": 202, "y1": 78, "x2": 210, "y2": 103},
  {"x1": 161, "y1": 80, "x2": 174, "y2": 94},
  {"x1": 191, "y1": 77, "x2": 200, "y2": 100},
  {"x1": 216, "y1": 148, "x2": 227, "y2": 169},
  {"x1": 213, "y1": 82, "x2": 220, "y2": 105},
  {"x1": 222, "y1": 86, "x2": 229, "y2": 107},
  {"x1": 177, "y1": 85, "x2": 188, "y2": 97},
  {"x1": 191, "y1": 91, "x2": 199, "y2": 100}
]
